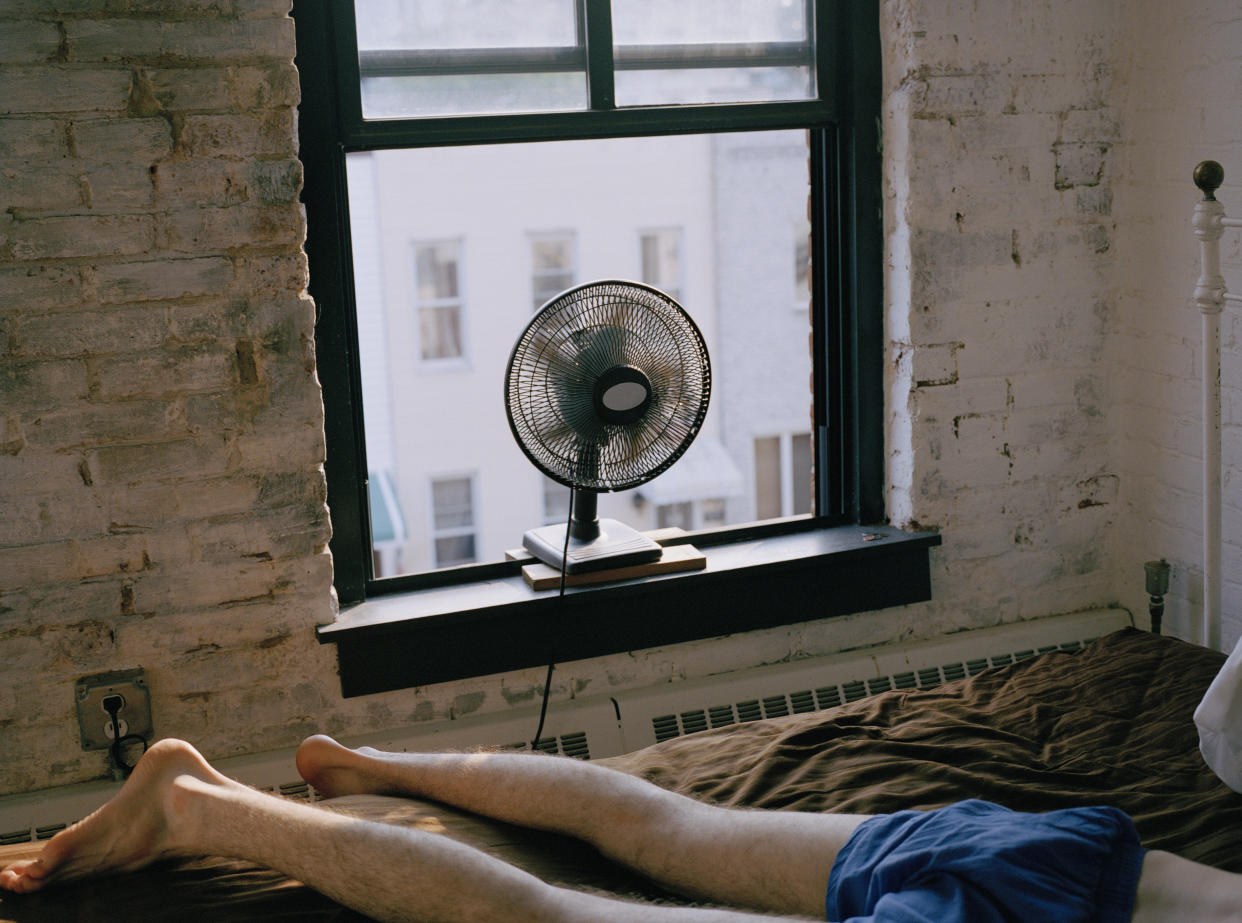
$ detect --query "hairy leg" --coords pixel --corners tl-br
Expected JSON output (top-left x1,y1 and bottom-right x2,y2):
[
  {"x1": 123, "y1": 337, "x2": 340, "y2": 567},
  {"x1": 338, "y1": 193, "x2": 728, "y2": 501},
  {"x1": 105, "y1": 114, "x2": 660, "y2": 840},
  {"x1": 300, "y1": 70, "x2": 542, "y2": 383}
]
[
  {"x1": 297, "y1": 735, "x2": 866, "y2": 919},
  {"x1": 0, "y1": 739, "x2": 811, "y2": 922},
  {"x1": 1131, "y1": 850, "x2": 1242, "y2": 923}
]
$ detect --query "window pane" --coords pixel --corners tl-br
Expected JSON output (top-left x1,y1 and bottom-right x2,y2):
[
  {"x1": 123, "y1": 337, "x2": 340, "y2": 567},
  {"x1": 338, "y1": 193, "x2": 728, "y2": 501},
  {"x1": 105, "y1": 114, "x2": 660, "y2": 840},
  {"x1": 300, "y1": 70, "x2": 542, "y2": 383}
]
[
  {"x1": 419, "y1": 306, "x2": 463, "y2": 360},
  {"x1": 347, "y1": 131, "x2": 814, "y2": 577},
  {"x1": 701, "y1": 497, "x2": 726, "y2": 524},
  {"x1": 791, "y1": 432, "x2": 813, "y2": 515},
  {"x1": 640, "y1": 228, "x2": 681, "y2": 302},
  {"x1": 530, "y1": 234, "x2": 575, "y2": 310},
  {"x1": 434, "y1": 534, "x2": 476, "y2": 567},
  {"x1": 612, "y1": 0, "x2": 807, "y2": 46},
  {"x1": 416, "y1": 243, "x2": 459, "y2": 300},
  {"x1": 354, "y1": 0, "x2": 585, "y2": 119},
  {"x1": 360, "y1": 74, "x2": 587, "y2": 121},
  {"x1": 431, "y1": 477, "x2": 473, "y2": 529},
  {"x1": 611, "y1": 0, "x2": 813, "y2": 106},
  {"x1": 754, "y1": 436, "x2": 781, "y2": 520},
  {"x1": 656, "y1": 501, "x2": 693, "y2": 531},
  {"x1": 615, "y1": 67, "x2": 812, "y2": 107}
]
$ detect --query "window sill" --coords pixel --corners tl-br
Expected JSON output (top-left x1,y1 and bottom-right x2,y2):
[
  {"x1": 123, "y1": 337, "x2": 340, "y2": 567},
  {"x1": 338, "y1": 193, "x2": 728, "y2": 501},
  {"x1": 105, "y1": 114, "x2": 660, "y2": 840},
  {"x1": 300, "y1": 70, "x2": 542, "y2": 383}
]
[{"x1": 317, "y1": 524, "x2": 942, "y2": 697}]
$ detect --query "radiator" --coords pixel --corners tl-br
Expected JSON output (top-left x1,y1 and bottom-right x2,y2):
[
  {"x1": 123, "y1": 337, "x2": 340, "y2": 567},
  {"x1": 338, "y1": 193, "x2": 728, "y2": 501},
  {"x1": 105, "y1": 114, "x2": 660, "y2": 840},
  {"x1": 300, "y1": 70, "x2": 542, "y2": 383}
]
[{"x1": 0, "y1": 608, "x2": 1130, "y2": 845}]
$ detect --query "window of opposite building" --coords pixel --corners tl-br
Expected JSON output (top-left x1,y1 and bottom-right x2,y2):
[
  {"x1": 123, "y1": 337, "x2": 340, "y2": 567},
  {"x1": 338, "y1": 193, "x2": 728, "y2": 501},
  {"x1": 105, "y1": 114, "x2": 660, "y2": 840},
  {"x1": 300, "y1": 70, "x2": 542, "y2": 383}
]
[
  {"x1": 429, "y1": 475, "x2": 477, "y2": 567},
  {"x1": 294, "y1": 0, "x2": 884, "y2": 605},
  {"x1": 414, "y1": 240, "x2": 466, "y2": 362},
  {"x1": 530, "y1": 232, "x2": 577, "y2": 311}
]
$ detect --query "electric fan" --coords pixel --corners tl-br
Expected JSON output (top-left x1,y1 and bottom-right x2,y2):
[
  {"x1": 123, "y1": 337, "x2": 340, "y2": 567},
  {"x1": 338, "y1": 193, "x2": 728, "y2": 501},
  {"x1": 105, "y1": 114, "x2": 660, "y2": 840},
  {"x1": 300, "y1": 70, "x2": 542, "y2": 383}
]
[{"x1": 505, "y1": 280, "x2": 711, "y2": 574}]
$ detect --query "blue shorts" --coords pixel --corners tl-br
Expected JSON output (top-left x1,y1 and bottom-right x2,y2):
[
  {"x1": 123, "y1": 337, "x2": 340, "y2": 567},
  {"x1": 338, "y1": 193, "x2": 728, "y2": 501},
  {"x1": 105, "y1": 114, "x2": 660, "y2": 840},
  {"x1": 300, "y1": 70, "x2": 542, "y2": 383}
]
[{"x1": 825, "y1": 800, "x2": 1145, "y2": 922}]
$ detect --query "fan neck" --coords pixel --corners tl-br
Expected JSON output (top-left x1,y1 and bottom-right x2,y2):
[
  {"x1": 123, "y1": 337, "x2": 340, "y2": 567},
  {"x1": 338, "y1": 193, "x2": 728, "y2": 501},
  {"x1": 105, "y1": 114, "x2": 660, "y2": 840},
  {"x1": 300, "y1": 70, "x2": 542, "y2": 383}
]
[{"x1": 569, "y1": 490, "x2": 601, "y2": 542}]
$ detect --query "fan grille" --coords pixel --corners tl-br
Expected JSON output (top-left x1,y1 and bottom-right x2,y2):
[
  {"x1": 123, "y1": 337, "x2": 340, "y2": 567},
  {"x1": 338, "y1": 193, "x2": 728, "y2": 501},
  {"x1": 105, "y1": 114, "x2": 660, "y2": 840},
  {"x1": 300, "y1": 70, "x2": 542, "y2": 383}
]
[{"x1": 505, "y1": 281, "x2": 710, "y2": 491}]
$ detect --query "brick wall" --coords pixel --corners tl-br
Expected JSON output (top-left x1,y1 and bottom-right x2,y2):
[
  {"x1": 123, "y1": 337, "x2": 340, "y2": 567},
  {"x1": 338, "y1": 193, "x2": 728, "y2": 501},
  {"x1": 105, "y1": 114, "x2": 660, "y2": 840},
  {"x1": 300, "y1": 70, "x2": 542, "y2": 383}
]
[
  {"x1": 2, "y1": 1, "x2": 1239, "y2": 797},
  {"x1": 884, "y1": 0, "x2": 1122, "y2": 628},
  {"x1": 1112, "y1": 1, "x2": 1242, "y2": 649},
  {"x1": 0, "y1": 1, "x2": 339, "y2": 793}
]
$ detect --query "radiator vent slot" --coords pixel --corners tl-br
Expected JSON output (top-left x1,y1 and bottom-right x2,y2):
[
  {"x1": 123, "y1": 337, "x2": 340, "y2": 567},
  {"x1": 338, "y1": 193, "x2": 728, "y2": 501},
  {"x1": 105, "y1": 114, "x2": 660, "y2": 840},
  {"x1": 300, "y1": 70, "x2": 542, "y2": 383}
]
[
  {"x1": 649, "y1": 639, "x2": 1098, "y2": 743},
  {"x1": 516, "y1": 731, "x2": 592, "y2": 760}
]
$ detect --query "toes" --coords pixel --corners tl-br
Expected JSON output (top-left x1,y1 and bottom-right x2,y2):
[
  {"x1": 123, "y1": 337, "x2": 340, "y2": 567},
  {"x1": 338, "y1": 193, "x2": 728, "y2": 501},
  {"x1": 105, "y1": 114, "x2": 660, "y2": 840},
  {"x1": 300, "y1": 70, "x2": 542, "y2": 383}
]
[{"x1": 0, "y1": 859, "x2": 47, "y2": 894}]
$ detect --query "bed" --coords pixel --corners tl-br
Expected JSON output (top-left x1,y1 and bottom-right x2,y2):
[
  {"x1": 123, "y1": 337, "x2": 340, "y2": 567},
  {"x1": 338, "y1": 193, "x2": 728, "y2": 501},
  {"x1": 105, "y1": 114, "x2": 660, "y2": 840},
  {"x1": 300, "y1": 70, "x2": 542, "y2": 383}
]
[{"x1": 1, "y1": 626, "x2": 1239, "y2": 921}]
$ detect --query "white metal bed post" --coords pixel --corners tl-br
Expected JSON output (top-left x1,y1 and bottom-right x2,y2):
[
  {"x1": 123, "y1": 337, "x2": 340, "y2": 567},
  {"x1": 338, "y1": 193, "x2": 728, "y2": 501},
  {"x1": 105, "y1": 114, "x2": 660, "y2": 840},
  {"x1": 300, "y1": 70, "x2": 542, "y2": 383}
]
[{"x1": 1192, "y1": 160, "x2": 1230, "y2": 651}]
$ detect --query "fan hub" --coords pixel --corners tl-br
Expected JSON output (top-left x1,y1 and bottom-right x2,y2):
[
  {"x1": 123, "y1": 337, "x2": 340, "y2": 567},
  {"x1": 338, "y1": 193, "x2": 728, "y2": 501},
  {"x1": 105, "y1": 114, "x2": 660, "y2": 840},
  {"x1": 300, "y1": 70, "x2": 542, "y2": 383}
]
[{"x1": 593, "y1": 365, "x2": 653, "y2": 425}]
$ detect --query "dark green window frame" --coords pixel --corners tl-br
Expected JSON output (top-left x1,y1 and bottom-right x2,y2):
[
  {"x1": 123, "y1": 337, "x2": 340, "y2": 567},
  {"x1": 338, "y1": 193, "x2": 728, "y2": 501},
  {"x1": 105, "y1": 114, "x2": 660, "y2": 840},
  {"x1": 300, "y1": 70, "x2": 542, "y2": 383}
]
[{"x1": 293, "y1": 2, "x2": 931, "y2": 694}]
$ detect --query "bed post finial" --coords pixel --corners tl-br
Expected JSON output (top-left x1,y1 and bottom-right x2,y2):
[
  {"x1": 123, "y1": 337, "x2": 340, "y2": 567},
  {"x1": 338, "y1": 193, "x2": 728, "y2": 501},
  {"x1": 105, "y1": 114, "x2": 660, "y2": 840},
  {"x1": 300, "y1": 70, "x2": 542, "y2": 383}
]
[{"x1": 1194, "y1": 160, "x2": 1224, "y2": 201}]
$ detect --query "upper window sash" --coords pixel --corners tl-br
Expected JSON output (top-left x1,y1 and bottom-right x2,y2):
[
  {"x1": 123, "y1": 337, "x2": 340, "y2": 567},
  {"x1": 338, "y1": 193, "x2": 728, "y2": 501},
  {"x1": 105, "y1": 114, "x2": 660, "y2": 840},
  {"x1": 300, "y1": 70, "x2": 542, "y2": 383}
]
[{"x1": 329, "y1": 0, "x2": 837, "y2": 146}]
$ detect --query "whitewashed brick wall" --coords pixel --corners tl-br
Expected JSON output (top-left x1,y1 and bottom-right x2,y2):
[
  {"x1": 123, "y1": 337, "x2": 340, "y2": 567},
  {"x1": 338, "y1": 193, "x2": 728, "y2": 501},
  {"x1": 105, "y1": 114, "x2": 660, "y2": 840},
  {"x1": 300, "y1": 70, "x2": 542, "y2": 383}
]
[
  {"x1": 2, "y1": 0, "x2": 1239, "y2": 797},
  {"x1": 884, "y1": 0, "x2": 1122, "y2": 628},
  {"x1": 0, "y1": 1, "x2": 340, "y2": 794},
  {"x1": 1112, "y1": 1, "x2": 1242, "y2": 651}
]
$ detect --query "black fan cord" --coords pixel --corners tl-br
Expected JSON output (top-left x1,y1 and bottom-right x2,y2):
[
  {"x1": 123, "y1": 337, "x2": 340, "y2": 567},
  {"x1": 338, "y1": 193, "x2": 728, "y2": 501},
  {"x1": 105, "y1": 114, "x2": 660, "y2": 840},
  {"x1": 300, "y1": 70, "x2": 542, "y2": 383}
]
[{"x1": 530, "y1": 489, "x2": 574, "y2": 751}]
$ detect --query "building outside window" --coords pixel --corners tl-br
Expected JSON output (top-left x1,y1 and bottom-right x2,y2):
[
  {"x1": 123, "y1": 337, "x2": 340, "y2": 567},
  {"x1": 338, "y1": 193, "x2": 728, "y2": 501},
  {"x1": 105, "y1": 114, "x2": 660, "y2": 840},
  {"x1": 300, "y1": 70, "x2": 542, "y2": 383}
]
[
  {"x1": 414, "y1": 240, "x2": 465, "y2": 361},
  {"x1": 530, "y1": 233, "x2": 577, "y2": 310},
  {"x1": 295, "y1": 0, "x2": 883, "y2": 603}
]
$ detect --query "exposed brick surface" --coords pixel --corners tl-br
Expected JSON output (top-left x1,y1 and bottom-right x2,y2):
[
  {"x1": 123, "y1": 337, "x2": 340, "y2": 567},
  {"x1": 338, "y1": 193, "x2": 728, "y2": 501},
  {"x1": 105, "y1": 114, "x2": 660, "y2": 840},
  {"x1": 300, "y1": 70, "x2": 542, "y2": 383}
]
[{"x1": 0, "y1": 0, "x2": 336, "y2": 794}]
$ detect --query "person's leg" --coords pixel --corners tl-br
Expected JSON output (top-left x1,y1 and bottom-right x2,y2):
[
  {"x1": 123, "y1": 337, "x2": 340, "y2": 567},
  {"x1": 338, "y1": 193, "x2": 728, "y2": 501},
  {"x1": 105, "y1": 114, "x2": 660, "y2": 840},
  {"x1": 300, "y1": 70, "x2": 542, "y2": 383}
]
[
  {"x1": 1132, "y1": 850, "x2": 1242, "y2": 923},
  {"x1": 296, "y1": 735, "x2": 867, "y2": 919},
  {"x1": 0, "y1": 739, "x2": 811, "y2": 922}
]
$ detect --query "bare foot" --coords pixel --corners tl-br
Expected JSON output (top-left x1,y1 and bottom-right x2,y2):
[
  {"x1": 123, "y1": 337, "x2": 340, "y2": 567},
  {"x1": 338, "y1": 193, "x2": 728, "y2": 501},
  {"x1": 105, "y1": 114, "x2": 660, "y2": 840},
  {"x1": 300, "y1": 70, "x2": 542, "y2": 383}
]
[
  {"x1": 295, "y1": 734, "x2": 398, "y2": 798},
  {"x1": 0, "y1": 739, "x2": 229, "y2": 894}
]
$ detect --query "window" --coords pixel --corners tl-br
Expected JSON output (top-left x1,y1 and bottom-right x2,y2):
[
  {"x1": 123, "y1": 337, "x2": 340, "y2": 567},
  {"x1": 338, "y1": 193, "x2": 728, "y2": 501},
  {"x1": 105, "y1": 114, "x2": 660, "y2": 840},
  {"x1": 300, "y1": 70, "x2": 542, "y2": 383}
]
[
  {"x1": 295, "y1": 1, "x2": 885, "y2": 608},
  {"x1": 639, "y1": 228, "x2": 682, "y2": 302},
  {"x1": 430, "y1": 475, "x2": 477, "y2": 567},
  {"x1": 414, "y1": 241, "x2": 465, "y2": 361},
  {"x1": 530, "y1": 233, "x2": 576, "y2": 310},
  {"x1": 656, "y1": 501, "x2": 693, "y2": 531},
  {"x1": 754, "y1": 432, "x2": 814, "y2": 520}
]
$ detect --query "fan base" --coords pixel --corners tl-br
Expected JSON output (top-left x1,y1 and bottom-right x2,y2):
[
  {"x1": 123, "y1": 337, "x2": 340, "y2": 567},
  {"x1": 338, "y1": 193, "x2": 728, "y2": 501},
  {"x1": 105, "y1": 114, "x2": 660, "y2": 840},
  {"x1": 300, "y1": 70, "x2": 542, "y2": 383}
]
[{"x1": 522, "y1": 519, "x2": 662, "y2": 575}]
